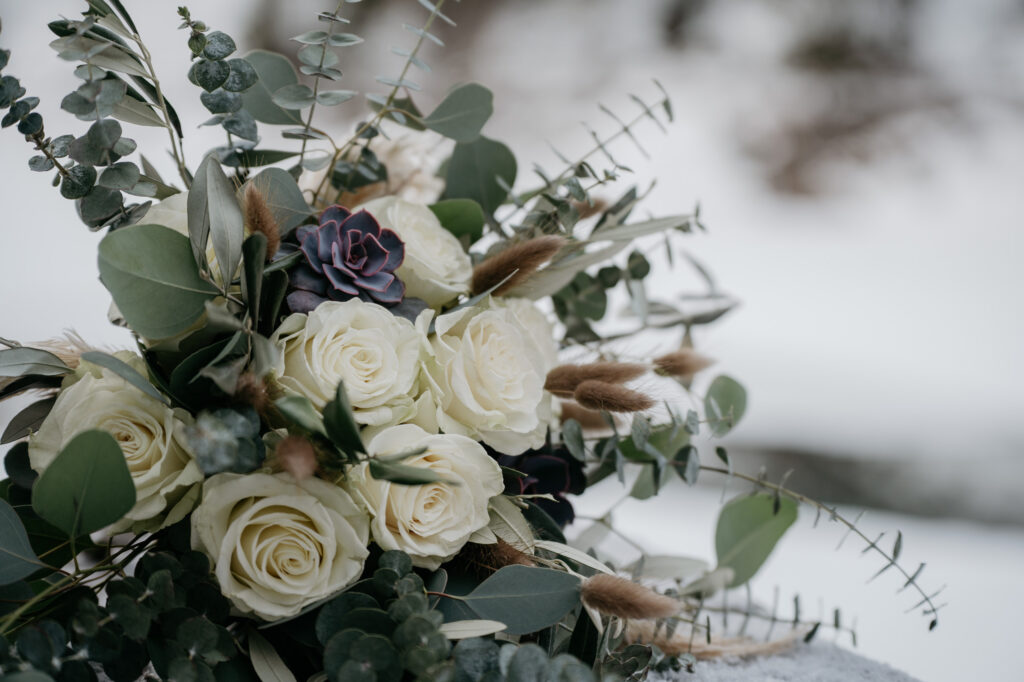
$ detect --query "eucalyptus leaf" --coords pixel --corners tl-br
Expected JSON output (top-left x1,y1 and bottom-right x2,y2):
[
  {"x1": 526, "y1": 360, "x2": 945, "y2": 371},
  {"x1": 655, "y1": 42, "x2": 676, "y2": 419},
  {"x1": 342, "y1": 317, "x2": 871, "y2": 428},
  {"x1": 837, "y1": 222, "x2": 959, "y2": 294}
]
[
  {"x1": 271, "y1": 83, "x2": 315, "y2": 110},
  {"x1": 241, "y1": 50, "x2": 304, "y2": 125},
  {"x1": 1, "y1": 397, "x2": 56, "y2": 444},
  {"x1": 97, "y1": 224, "x2": 219, "y2": 339},
  {"x1": 437, "y1": 620, "x2": 506, "y2": 640},
  {"x1": 0, "y1": 499, "x2": 43, "y2": 585},
  {"x1": 223, "y1": 58, "x2": 258, "y2": 92},
  {"x1": 715, "y1": 493, "x2": 797, "y2": 587},
  {"x1": 705, "y1": 375, "x2": 747, "y2": 437},
  {"x1": 32, "y1": 430, "x2": 136, "y2": 536},
  {"x1": 443, "y1": 136, "x2": 516, "y2": 216},
  {"x1": 462, "y1": 566, "x2": 581, "y2": 636},
  {"x1": 244, "y1": 167, "x2": 313, "y2": 235},
  {"x1": 316, "y1": 89, "x2": 356, "y2": 106},
  {"x1": 0, "y1": 347, "x2": 71, "y2": 377},
  {"x1": 428, "y1": 198, "x2": 484, "y2": 244},
  {"x1": 190, "y1": 59, "x2": 230, "y2": 92},
  {"x1": 248, "y1": 629, "x2": 297, "y2": 682},
  {"x1": 97, "y1": 161, "x2": 140, "y2": 190},
  {"x1": 487, "y1": 495, "x2": 535, "y2": 552},
  {"x1": 423, "y1": 83, "x2": 493, "y2": 142},
  {"x1": 368, "y1": 459, "x2": 450, "y2": 486},
  {"x1": 274, "y1": 395, "x2": 326, "y2": 437},
  {"x1": 242, "y1": 233, "x2": 267, "y2": 320}
]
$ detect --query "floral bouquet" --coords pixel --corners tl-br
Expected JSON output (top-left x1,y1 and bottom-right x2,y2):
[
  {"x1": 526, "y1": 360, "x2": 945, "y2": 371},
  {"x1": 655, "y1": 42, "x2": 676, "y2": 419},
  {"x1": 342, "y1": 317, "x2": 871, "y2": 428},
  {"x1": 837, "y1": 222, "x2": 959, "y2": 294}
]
[{"x1": 0, "y1": 2, "x2": 942, "y2": 681}]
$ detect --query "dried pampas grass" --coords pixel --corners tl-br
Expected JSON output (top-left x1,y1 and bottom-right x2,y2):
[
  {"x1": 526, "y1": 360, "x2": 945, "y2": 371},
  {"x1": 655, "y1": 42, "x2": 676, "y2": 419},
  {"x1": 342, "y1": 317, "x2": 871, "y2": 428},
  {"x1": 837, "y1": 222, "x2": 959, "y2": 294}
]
[
  {"x1": 573, "y1": 380, "x2": 654, "y2": 413},
  {"x1": 626, "y1": 621, "x2": 806, "y2": 660},
  {"x1": 471, "y1": 235, "x2": 566, "y2": 296},
  {"x1": 545, "y1": 362, "x2": 648, "y2": 397},
  {"x1": 580, "y1": 574, "x2": 679, "y2": 620}
]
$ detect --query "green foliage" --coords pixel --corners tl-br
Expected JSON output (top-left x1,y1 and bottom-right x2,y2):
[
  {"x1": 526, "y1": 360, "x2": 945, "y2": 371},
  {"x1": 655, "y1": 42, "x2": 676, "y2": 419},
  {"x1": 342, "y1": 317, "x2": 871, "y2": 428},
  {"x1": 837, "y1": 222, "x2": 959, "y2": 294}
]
[
  {"x1": 240, "y1": 50, "x2": 304, "y2": 125},
  {"x1": 0, "y1": 348, "x2": 70, "y2": 378},
  {"x1": 80, "y1": 350, "x2": 169, "y2": 405},
  {"x1": 188, "y1": 155, "x2": 245, "y2": 287},
  {"x1": 443, "y1": 136, "x2": 517, "y2": 216},
  {"x1": 244, "y1": 167, "x2": 314, "y2": 236},
  {"x1": 98, "y1": 223, "x2": 219, "y2": 339},
  {"x1": 0, "y1": 499, "x2": 42, "y2": 586},
  {"x1": 423, "y1": 82, "x2": 493, "y2": 142},
  {"x1": 323, "y1": 381, "x2": 365, "y2": 458},
  {"x1": 704, "y1": 374, "x2": 747, "y2": 437},
  {"x1": 715, "y1": 493, "x2": 798, "y2": 587},
  {"x1": 31, "y1": 429, "x2": 136, "y2": 537},
  {"x1": 456, "y1": 566, "x2": 581, "y2": 636},
  {"x1": 429, "y1": 198, "x2": 485, "y2": 244}
]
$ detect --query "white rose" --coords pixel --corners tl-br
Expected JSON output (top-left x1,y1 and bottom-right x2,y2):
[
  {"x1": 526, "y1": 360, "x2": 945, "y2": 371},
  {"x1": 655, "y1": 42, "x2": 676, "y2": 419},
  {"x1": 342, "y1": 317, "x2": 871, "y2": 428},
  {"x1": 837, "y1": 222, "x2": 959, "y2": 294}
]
[
  {"x1": 272, "y1": 299, "x2": 428, "y2": 427},
  {"x1": 357, "y1": 196, "x2": 471, "y2": 307},
  {"x1": 28, "y1": 355, "x2": 202, "y2": 532},
  {"x1": 345, "y1": 424, "x2": 503, "y2": 570},
  {"x1": 423, "y1": 298, "x2": 558, "y2": 455},
  {"x1": 191, "y1": 472, "x2": 369, "y2": 621}
]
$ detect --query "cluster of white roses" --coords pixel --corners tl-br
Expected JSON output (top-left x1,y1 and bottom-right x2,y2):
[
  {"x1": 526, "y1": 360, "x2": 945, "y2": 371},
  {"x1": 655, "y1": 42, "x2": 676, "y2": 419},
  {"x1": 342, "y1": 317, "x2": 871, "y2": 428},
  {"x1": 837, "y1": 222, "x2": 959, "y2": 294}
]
[{"x1": 28, "y1": 193, "x2": 562, "y2": 621}]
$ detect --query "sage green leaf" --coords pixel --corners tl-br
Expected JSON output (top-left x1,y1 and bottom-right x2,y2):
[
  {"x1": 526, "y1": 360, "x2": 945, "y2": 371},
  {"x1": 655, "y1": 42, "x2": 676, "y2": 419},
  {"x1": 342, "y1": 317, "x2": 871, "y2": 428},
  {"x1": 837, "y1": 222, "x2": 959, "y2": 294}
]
[
  {"x1": 275, "y1": 395, "x2": 326, "y2": 437},
  {"x1": 316, "y1": 89, "x2": 356, "y2": 106},
  {"x1": 704, "y1": 375, "x2": 747, "y2": 437},
  {"x1": 219, "y1": 149, "x2": 298, "y2": 168},
  {"x1": 0, "y1": 499, "x2": 43, "y2": 585},
  {"x1": 428, "y1": 198, "x2": 484, "y2": 243},
  {"x1": 98, "y1": 161, "x2": 140, "y2": 190},
  {"x1": 245, "y1": 167, "x2": 313, "y2": 235},
  {"x1": 715, "y1": 493, "x2": 797, "y2": 587},
  {"x1": 32, "y1": 430, "x2": 136, "y2": 537},
  {"x1": 80, "y1": 351, "x2": 169, "y2": 405},
  {"x1": 561, "y1": 418, "x2": 585, "y2": 461},
  {"x1": 0, "y1": 347, "x2": 71, "y2": 377},
  {"x1": 242, "y1": 233, "x2": 267, "y2": 322},
  {"x1": 1, "y1": 397, "x2": 56, "y2": 444},
  {"x1": 190, "y1": 156, "x2": 245, "y2": 288},
  {"x1": 437, "y1": 620, "x2": 506, "y2": 639},
  {"x1": 487, "y1": 495, "x2": 534, "y2": 552},
  {"x1": 423, "y1": 83, "x2": 493, "y2": 142},
  {"x1": 462, "y1": 565, "x2": 581, "y2": 635},
  {"x1": 271, "y1": 83, "x2": 315, "y2": 110},
  {"x1": 241, "y1": 50, "x2": 304, "y2": 125},
  {"x1": 111, "y1": 95, "x2": 164, "y2": 127},
  {"x1": 248, "y1": 629, "x2": 297, "y2": 682},
  {"x1": 98, "y1": 224, "x2": 219, "y2": 339},
  {"x1": 323, "y1": 381, "x2": 365, "y2": 456},
  {"x1": 443, "y1": 136, "x2": 516, "y2": 215}
]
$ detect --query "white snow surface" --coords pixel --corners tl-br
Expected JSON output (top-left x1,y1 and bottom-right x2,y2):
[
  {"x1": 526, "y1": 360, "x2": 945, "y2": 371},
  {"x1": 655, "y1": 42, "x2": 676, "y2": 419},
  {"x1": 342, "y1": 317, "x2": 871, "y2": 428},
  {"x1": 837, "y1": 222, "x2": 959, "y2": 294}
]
[{"x1": 1, "y1": 1, "x2": 1022, "y2": 681}]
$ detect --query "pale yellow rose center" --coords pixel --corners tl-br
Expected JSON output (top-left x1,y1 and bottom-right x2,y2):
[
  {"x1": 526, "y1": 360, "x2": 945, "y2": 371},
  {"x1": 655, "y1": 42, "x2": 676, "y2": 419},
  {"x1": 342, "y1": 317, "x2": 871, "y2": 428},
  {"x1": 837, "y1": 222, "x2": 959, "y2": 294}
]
[{"x1": 232, "y1": 504, "x2": 328, "y2": 589}]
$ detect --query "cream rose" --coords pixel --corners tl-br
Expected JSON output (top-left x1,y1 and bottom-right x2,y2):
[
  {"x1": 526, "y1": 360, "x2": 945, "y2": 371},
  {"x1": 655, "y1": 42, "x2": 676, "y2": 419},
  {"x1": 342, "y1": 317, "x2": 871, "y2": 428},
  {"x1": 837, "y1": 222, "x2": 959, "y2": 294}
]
[
  {"x1": 358, "y1": 196, "x2": 471, "y2": 307},
  {"x1": 423, "y1": 298, "x2": 559, "y2": 455},
  {"x1": 28, "y1": 354, "x2": 202, "y2": 532},
  {"x1": 272, "y1": 299, "x2": 428, "y2": 427},
  {"x1": 345, "y1": 424, "x2": 503, "y2": 570},
  {"x1": 191, "y1": 472, "x2": 369, "y2": 621}
]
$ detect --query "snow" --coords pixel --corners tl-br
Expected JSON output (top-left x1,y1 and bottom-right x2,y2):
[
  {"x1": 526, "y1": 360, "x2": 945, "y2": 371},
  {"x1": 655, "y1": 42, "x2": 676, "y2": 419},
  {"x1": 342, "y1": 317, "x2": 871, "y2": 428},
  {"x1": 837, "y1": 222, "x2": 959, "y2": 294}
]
[{"x1": 1, "y1": 1, "x2": 1022, "y2": 680}]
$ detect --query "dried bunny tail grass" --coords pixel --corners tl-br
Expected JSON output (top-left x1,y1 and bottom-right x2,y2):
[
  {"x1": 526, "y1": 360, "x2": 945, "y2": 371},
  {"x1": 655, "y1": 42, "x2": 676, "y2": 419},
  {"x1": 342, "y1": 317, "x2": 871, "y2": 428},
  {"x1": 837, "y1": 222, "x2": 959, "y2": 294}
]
[
  {"x1": 581, "y1": 574, "x2": 679, "y2": 620},
  {"x1": 471, "y1": 235, "x2": 567, "y2": 296},
  {"x1": 244, "y1": 185, "x2": 281, "y2": 258},
  {"x1": 457, "y1": 538, "x2": 535, "y2": 578},
  {"x1": 234, "y1": 372, "x2": 272, "y2": 415},
  {"x1": 572, "y1": 197, "x2": 608, "y2": 221},
  {"x1": 559, "y1": 401, "x2": 611, "y2": 430},
  {"x1": 625, "y1": 621, "x2": 805, "y2": 660},
  {"x1": 653, "y1": 349, "x2": 714, "y2": 379},
  {"x1": 545, "y1": 362, "x2": 648, "y2": 397},
  {"x1": 275, "y1": 434, "x2": 318, "y2": 481},
  {"x1": 574, "y1": 380, "x2": 654, "y2": 413}
]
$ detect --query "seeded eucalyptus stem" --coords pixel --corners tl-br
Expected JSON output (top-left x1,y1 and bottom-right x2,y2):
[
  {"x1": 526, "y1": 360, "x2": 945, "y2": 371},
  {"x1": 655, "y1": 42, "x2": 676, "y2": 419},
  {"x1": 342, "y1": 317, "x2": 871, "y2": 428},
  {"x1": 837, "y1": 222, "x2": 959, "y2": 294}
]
[
  {"x1": 311, "y1": 0, "x2": 449, "y2": 207},
  {"x1": 699, "y1": 465, "x2": 943, "y2": 629}
]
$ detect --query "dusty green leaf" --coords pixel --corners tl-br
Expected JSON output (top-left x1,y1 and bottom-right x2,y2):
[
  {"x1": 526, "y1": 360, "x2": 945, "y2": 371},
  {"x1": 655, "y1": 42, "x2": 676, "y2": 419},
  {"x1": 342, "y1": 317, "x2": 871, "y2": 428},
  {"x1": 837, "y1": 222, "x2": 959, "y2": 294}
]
[{"x1": 715, "y1": 493, "x2": 797, "y2": 587}]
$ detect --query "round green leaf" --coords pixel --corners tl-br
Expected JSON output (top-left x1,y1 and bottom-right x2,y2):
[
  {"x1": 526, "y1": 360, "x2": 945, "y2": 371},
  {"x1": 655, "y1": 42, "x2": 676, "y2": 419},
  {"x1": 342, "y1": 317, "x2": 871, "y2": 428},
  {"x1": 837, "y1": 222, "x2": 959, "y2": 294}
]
[
  {"x1": 202, "y1": 31, "x2": 236, "y2": 60},
  {"x1": 704, "y1": 374, "x2": 747, "y2": 437},
  {"x1": 428, "y1": 198, "x2": 484, "y2": 243},
  {"x1": 190, "y1": 59, "x2": 231, "y2": 93},
  {"x1": 31, "y1": 430, "x2": 136, "y2": 537},
  {"x1": 0, "y1": 499, "x2": 43, "y2": 585},
  {"x1": 240, "y1": 50, "x2": 304, "y2": 125},
  {"x1": 271, "y1": 83, "x2": 315, "y2": 110},
  {"x1": 715, "y1": 493, "x2": 798, "y2": 587},
  {"x1": 423, "y1": 83, "x2": 493, "y2": 142},
  {"x1": 98, "y1": 223, "x2": 219, "y2": 339},
  {"x1": 442, "y1": 136, "x2": 517, "y2": 216}
]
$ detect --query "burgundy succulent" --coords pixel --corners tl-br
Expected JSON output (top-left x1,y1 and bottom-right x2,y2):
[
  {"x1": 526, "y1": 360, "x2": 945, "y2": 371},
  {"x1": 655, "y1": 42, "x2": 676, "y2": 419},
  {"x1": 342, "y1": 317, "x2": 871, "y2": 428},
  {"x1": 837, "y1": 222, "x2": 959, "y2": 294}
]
[
  {"x1": 491, "y1": 446, "x2": 586, "y2": 527},
  {"x1": 283, "y1": 205, "x2": 405, "y2": 313}
]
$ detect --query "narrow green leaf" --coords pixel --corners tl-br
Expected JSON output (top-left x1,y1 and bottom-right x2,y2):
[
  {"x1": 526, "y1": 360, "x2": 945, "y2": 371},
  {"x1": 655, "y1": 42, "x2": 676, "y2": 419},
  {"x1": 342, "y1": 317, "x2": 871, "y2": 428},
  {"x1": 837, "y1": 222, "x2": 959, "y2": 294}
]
[
  {"x1": 191, "y1": 156, "x2": 245, "y2": 288},
  {"x1": 32, "y1": 430, "x2": 136, "y2": 536},
  {"x1": 715, "y1": 493, "x2": 797, "y2": 587},
  {"x1": 248, "y1": 629, "x2": 297, "y2": 682},
  {"x1": 423, "y1": 83, "x2": 493, "y2": 142},
  {"x1": 242, "y1": 233, "x2": 268, "y2": 325},
  {"x1": 80, "y1": 351, "x2": 169, "y2": 405},
  {"x1": 322, "y1": 381, "x2": 365, "y2": 456},
  {"x1": 0, "y1": 348, "x2": 71, "y2": 378},
  {"x1": 368, "y1": 459, "x2": 449, "y2": 486},
  {"x1": 0, "y1": 499, "x2": 43, "y2": 585},
  {"x1": 1, "y1": 397, "x2": 56, "y2": 444},
  {"x1": 98, "y1": 224, "x2": 219, "y2": 339},
  {"x1": 274, "y1": 395, "x2": 326, "y2": 437}
]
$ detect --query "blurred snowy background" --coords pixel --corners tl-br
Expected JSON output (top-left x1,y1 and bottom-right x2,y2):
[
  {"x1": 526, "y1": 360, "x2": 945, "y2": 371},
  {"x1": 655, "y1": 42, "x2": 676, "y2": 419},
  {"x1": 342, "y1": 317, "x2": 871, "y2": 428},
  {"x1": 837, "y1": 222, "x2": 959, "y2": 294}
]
[{"x1": 1, "y1": 0, "x2": 1023, "y2": 680}]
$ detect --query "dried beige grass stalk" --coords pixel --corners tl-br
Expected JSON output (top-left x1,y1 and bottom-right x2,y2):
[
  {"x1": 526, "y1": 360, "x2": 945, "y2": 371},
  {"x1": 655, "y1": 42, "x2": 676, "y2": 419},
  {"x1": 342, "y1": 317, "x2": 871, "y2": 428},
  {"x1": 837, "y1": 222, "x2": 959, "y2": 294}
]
[
  {"x1": 626, "y1": 621, "x2": 805, "y2": 660},
  {"x1": 559, "y1": 401, "x2": 611, "y2": 430},
  {"x1": 545, "y1": 362, "x2": 648, "y2": 397},
  {"x1": 471, "y1": 235, "x2": 566, "y2": 296},
  {"x1": 653, "y1": 349, "x2": 714, "y2": 380},
  {"x1": 574, "y1": 380, "x2": 654, "y2": 413},
  {"x1": 581, "y1": 574, "x2": 679, "y2": 620},
  {"x1": 244, "y1": 185, "x2": 281, "y2": 258}
]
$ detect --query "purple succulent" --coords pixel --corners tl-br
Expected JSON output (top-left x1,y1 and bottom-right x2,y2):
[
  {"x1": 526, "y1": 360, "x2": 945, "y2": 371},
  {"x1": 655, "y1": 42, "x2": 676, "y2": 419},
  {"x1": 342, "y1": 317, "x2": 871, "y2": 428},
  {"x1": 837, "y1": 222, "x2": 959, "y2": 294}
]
[
  {"x1": 491, "y1": 446, "x2": 586, "y2": 527},
  {"x1": 284, "y1": 205, "x2": 405, "y2": 313}
]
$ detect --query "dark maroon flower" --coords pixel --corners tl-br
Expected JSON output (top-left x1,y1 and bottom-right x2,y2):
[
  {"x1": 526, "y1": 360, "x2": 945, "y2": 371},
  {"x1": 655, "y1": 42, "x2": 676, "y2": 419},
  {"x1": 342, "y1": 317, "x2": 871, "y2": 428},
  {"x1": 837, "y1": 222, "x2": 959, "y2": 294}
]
[
  {"x1": 491, "y1": 446, "x2": 586, "y2": 527},
  {"x1": 283, "y1": 205, "x2": 405, "y2": 313}
]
